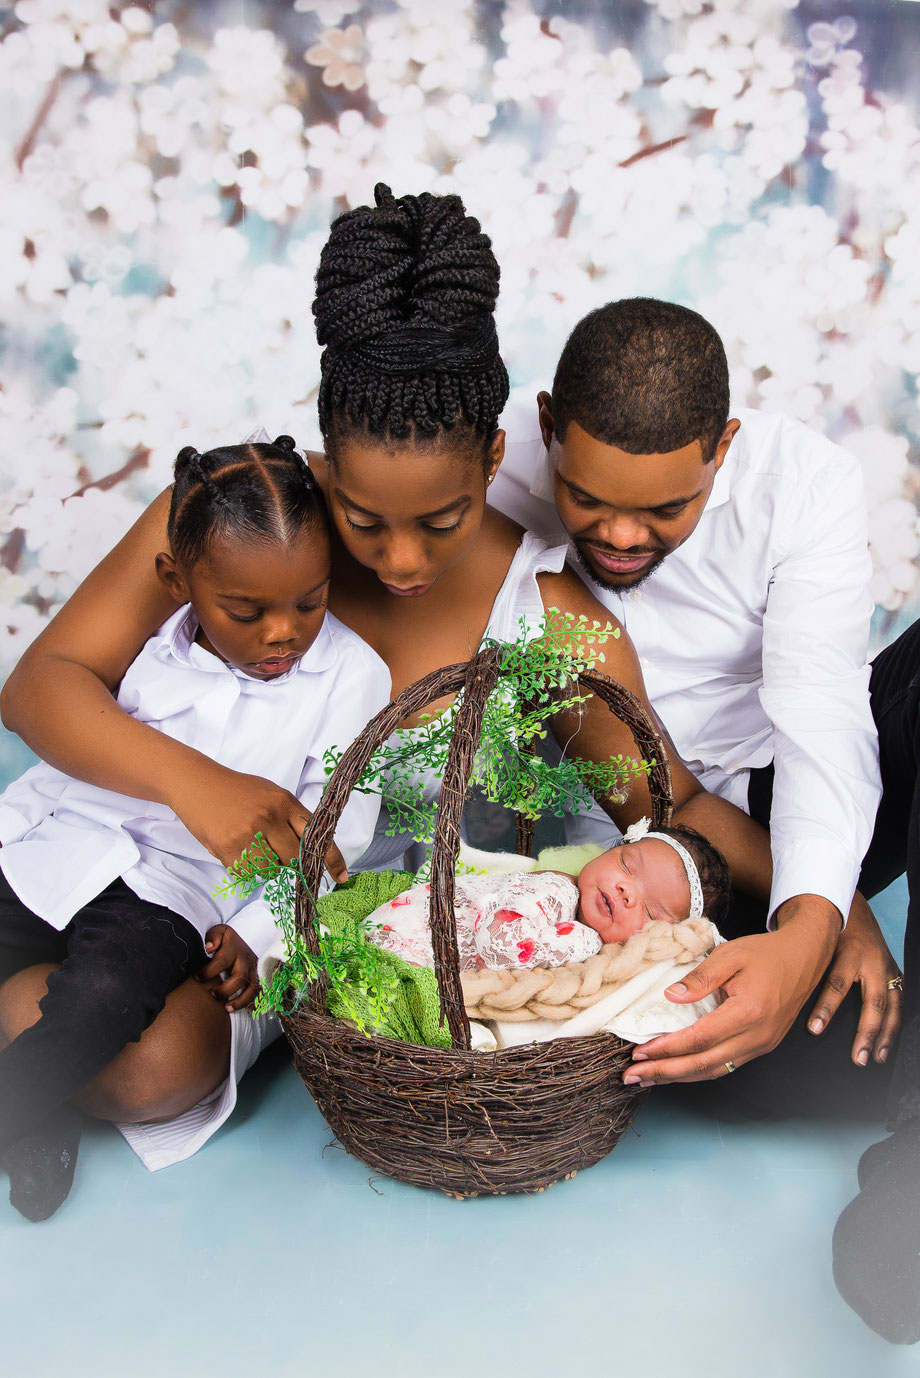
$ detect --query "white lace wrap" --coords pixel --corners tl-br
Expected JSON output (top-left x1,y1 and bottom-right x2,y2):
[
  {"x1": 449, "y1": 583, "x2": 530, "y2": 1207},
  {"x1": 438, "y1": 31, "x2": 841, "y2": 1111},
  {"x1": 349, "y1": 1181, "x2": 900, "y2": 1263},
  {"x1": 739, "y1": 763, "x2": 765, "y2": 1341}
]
[{"x1": 365, "y1": 871, "x2": 601, "y2": 972}]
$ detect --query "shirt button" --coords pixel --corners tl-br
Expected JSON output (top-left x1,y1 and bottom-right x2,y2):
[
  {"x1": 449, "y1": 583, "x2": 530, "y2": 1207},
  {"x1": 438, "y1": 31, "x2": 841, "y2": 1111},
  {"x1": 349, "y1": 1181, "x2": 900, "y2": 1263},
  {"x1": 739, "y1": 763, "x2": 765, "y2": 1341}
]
[{"x1": 628, "y1": 588, "x2": 642, "y2": 601}]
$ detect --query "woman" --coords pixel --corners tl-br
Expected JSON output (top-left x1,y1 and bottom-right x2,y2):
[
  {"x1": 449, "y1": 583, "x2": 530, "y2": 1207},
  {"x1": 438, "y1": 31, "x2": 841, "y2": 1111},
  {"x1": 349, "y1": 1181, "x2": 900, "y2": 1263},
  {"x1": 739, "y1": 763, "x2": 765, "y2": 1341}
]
[{"x1": 0, "y1": 186, "x2": 770, "y2": 1144}]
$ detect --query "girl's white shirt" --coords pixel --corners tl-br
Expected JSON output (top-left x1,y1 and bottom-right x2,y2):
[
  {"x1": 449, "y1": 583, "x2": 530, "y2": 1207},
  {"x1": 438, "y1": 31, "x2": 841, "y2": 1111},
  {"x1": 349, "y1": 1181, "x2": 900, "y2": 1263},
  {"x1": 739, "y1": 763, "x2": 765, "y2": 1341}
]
[{"x1": 0, "y1": 606, "x2": 390, "y2": 954}]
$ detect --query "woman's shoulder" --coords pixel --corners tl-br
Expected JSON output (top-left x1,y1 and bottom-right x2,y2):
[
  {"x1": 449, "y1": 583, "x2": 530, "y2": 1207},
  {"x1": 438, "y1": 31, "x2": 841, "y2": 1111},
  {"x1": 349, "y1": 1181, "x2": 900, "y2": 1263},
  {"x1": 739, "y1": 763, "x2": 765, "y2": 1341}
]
[{"x1": 536, "y1": 561, "x2": 623, "y2": 628}]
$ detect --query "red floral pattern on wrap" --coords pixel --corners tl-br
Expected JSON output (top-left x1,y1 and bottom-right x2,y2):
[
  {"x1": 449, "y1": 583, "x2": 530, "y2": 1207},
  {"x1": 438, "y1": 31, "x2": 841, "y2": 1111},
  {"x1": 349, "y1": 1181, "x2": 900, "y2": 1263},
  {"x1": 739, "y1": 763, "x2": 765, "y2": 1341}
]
[{"x1": 365, "y1": 871, "x2": 601, "y2": 971}]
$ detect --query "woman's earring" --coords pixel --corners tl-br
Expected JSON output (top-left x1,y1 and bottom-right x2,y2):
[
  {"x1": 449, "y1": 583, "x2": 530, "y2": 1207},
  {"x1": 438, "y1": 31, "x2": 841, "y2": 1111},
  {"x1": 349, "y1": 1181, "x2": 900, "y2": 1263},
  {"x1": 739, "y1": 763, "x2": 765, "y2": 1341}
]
[{"x1": 487, "y1": 474, "x2": 494, "y2": 484}]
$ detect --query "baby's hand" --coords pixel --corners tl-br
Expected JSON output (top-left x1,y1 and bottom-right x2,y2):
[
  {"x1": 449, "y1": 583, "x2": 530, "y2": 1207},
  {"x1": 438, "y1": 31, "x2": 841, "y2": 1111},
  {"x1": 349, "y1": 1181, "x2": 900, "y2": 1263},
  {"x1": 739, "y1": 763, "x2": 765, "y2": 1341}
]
[{"x1": 197, "y1": 924, "x2": 259, "y2": 1011}]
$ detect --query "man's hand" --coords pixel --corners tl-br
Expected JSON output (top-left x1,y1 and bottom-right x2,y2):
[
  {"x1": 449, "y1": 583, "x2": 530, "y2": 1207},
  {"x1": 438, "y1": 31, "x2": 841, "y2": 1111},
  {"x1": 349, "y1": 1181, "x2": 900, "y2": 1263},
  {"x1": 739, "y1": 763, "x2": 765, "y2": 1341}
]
[
  {"x1": 197, "y1": 925, "x2": 259, "y2": 1012},
  {"x1": 807, "y1": 890, "x2": 902, "y2": 1066},
  {"x1": 170, "y1": 759, "x2": 347, "y2": 882},
  {"x1": 624, "y1": 894, "x2": 840, "y2": 1086}
]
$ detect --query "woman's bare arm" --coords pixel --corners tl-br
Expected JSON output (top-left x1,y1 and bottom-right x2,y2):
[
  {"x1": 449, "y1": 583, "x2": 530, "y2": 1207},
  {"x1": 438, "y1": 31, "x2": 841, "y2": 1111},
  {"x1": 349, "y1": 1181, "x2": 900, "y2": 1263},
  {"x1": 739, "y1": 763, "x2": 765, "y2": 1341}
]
[
  {"x1": 0, "y1": 491, "x2": 346, "y2": 875},
  {"x1": 538, "y1": 566, "x2": 772, "y2": 900},
  {"x1": 2, "y1": 490, "x2": 176, "y2": 767}
]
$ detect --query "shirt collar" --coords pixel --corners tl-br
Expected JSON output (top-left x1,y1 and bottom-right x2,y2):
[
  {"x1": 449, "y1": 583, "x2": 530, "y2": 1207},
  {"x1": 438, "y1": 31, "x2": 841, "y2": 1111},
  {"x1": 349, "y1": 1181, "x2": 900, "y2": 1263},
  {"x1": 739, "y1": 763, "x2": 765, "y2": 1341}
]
[{"x1": 152, "y1": 605, "x2": 338, "y2": 679}]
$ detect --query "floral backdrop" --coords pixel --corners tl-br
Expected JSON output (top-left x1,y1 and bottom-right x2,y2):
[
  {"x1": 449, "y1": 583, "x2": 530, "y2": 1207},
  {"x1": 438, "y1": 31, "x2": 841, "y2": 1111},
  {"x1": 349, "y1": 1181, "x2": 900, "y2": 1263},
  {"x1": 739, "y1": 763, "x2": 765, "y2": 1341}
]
[{"x1": 2, "y1": 0, "x2": 920, "y2": 781}]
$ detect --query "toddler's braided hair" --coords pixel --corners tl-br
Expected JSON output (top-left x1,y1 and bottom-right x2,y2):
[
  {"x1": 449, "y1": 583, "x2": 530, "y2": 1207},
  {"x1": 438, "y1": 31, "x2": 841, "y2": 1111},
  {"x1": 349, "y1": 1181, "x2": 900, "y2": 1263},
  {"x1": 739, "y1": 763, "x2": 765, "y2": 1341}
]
[
  {"x1": 168, "y1": 435, "x2": 326, "y2": 569},
  {"x1": 312, "y1": 183, "x2": 509, "y2": 452}
]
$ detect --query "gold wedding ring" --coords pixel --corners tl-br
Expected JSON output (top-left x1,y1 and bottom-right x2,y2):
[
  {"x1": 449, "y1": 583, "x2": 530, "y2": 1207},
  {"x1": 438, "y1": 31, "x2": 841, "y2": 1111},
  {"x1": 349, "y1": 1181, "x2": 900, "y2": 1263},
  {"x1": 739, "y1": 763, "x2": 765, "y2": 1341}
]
[
  {"x1": 888, "y1": 975, "x2": 904, "y2": 991},
  {"x1": 724, "y1": 1060, "x2": 737, "y2": 1074}
]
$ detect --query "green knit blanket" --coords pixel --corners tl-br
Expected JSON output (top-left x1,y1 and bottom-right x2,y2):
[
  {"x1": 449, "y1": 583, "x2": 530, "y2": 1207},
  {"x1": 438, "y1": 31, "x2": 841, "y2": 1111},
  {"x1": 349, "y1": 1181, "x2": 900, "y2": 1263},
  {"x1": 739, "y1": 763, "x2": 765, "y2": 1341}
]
[{"x1": 317, "y1": 869, "x2": 452, "y2": 1049}]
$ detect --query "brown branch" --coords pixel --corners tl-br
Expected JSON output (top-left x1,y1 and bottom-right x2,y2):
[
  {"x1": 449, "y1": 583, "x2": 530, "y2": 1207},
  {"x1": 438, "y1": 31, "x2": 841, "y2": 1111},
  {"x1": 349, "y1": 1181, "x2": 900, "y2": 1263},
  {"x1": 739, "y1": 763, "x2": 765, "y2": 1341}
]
[
  {"x1": 619, "y1": 135, "x2": 688, "y2": 169},
  {"x1": 1, "y1": 529, "x2": 25, "y2": 574},
  {"x1": 67, "y1": 446, "x2": 150, "y2": 500},
  {"x1": 554, "y1": 189, "x2": 577, "y2": 240},
  {"x1": 16, "y1": 72, "x2": 62, "y2": 172}
]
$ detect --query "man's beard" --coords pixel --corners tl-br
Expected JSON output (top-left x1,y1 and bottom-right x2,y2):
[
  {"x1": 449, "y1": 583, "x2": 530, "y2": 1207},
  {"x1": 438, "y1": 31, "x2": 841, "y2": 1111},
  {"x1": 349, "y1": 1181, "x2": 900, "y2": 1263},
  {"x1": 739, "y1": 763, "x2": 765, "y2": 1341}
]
[{"x1": 571, "y1": 540, "x2": 666, "y2": 593}]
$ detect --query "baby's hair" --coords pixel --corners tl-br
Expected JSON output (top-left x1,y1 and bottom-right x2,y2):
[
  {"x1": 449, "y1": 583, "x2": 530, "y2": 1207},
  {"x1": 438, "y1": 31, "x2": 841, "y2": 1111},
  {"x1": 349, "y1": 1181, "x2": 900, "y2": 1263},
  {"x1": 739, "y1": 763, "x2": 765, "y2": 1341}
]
[
  {"x1": 168, "y1": 435, "x2": 326, "y2": 569},
  {"x1": 551, "y1": 298, "x2": 730, "y2": 463},
  {"x1": 628, "y1": 823, "x2": 732, "y2": 925},
  {"x1": 312, "y1": 183, "x2": 509, "y2": 456}
]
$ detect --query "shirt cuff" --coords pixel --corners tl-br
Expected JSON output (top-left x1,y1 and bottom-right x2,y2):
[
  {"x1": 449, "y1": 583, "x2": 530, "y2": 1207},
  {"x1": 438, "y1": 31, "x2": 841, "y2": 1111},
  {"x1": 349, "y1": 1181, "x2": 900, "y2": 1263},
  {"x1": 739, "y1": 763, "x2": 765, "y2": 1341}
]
[
  {"x1": 228, "y1": 897, "x2": 282, "y2": 957},
  {"x1": 767, "y1": 838, "x2": 858, "y2": 930}
]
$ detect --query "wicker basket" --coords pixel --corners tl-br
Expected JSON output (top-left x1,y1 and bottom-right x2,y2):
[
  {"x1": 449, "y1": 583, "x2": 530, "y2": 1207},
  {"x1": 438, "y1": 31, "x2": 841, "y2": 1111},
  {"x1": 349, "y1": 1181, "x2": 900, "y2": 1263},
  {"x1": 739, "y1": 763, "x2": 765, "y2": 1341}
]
[{"x1": 284, "y1": 643, "x2": 673, "y2": 1196}]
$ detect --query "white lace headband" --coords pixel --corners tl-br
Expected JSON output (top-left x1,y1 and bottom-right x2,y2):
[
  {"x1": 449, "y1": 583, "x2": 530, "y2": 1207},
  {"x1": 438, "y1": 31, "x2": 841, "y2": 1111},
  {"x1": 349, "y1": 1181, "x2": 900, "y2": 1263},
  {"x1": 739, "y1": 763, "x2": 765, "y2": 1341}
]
[{"x1": 622, "y1": 817, "x2": 705, "y2": 920}]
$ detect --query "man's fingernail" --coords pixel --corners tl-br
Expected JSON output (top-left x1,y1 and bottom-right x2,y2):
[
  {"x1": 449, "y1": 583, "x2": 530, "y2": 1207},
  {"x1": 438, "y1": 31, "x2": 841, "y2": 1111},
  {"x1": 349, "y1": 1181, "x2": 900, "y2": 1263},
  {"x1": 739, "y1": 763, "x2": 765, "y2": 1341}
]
[
  {"x1": 667, "y1": 983, "x2": 687, "y2": 996},
  {"x1": 808, "y1": 1018, "x2": 824, "y2": 1034},
  {"x1": 631, "y1": 1051, "x2": 649, "y2": 1061},
  {"x1": 857, "y1": 1049, "x2": 869, "y2": 1066},
  {"x1": 623, "y1": 1074, "x2": 643, "y2": 1085},
  {"x1": 878, "y1": 1046, "x2": 889, "y2": 1062}
]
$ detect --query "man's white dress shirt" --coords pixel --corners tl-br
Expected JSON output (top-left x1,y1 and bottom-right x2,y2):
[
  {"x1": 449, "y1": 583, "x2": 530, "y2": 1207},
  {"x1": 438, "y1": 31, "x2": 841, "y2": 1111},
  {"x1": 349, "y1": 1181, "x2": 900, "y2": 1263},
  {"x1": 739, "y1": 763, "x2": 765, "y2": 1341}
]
[
  {"x1": 0, "y1": 606, "x2": 390, "y2": 955},
  {"x1": 489, "y1": 399, "x2": 881, "y2": 923}
]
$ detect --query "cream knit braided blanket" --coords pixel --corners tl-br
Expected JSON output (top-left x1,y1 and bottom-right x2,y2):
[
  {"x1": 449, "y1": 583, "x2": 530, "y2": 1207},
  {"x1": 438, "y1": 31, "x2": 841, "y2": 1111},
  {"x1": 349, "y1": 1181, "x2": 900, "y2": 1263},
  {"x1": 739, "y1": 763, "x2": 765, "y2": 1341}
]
[{"x1": 461, "y1": 915, "x2": 718, "y2": 1022}]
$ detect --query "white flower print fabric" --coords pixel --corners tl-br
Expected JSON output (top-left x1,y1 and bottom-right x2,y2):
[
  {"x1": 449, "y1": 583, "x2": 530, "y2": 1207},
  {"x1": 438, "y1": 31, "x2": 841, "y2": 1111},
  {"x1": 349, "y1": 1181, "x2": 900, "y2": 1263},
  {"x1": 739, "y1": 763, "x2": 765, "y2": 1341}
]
[{"x1": 365, "y1": 871, "x2": 602, "y2": 971}]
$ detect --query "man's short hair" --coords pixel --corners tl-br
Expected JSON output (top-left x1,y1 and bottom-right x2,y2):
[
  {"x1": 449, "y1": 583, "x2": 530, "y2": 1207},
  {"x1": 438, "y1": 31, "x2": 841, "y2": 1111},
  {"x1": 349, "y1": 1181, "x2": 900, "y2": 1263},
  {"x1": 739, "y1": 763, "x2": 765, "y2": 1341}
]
[{"x1": 551, "y1": 298, "x2": 730, "y2": 462}]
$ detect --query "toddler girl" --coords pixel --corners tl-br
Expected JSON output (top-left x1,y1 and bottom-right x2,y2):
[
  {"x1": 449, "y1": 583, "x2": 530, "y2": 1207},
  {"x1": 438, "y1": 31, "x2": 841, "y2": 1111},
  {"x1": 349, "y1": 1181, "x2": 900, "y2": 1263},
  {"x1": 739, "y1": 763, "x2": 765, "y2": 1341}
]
[
  {"x1": 0, "y1": 435, "x2": 389, "y2": 1219},
  {"x1": 368, "y1": 820, "x2": 731, "y2": 971}
]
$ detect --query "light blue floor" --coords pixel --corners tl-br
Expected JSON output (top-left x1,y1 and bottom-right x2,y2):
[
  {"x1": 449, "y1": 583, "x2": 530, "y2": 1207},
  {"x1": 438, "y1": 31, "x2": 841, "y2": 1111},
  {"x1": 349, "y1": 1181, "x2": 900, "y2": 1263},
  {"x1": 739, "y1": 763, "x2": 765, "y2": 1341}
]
[{"x1": 0, "y1": 879, "x2": 915, "y2": 1376}]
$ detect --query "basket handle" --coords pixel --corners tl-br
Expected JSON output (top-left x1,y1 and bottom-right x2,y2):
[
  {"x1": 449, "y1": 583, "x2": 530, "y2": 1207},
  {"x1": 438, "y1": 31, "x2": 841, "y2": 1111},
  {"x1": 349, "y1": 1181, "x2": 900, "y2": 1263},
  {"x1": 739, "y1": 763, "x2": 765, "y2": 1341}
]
[
  {"x1": 576, "y1": 670, "x2": 673, "y2": 827},
  {"x1": 425, "y1": 644, "x2": 506, "y2": 1048},
  {"x1": 294, "y1": 656, "x2": 492, "y2": 1042}
]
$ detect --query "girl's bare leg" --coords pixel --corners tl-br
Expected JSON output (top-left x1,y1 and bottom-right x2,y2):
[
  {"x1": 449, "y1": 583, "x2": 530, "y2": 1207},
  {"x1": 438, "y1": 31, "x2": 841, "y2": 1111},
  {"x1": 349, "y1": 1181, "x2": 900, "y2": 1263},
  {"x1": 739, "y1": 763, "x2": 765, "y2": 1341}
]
[{"x1": 0, "y1": 966, "x2": 231, "y2": 1123}]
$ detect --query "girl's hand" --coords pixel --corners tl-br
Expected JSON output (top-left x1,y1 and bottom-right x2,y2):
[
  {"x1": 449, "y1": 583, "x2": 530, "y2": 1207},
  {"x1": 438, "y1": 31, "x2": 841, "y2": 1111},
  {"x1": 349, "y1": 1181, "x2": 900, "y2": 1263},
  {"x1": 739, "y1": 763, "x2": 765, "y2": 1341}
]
[
  {"x1": 170, "y1": 759, "x2": 348, "y2": 882},
  {"x1": 197, "y1": 925, "x2": 259, "y2": 1011},
  {"x1": 807, "y1": 890, "x2": 902, "y2": 1066}
]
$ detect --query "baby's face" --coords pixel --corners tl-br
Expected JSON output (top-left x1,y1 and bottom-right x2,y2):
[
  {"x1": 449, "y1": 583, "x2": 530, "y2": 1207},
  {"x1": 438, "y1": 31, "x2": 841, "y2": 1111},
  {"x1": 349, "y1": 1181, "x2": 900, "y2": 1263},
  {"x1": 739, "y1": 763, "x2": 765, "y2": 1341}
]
[{"x1": 576, "y1": 839, "x2": 690, "y2": 944}]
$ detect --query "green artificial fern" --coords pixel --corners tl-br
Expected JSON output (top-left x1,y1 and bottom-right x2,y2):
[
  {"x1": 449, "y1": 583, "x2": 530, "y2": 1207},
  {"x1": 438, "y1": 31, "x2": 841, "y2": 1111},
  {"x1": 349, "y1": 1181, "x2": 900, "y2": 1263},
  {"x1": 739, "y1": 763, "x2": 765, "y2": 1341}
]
[
  {"x1": 216, "y1": 835, "x2": 398, "y2": 1030},
  {"x1": 323, "y1": 609, "x2": 652, "y2": 843}
]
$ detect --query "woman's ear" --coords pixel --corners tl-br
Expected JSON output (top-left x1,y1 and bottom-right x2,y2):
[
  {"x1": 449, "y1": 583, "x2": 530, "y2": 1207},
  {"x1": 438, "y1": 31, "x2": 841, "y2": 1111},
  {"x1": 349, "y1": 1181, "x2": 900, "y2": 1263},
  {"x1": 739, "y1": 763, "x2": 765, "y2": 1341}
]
[
  {"x1": 155, "y1": 552, "x2": 190, "y2": 605},
  {"x1": 306, "y1": 449, "x2": 329, "y2": 496},
  {"x1": 486, "y1": 430, "x2": 505, "y2": 485}
]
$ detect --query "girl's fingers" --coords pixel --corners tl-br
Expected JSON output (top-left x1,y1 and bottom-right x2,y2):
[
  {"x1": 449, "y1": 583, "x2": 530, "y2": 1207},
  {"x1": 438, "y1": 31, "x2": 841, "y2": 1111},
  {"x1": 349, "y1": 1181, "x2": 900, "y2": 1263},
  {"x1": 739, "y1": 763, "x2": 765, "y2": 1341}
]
[
  {"x1": 196, "y1": 954, "x2": 229, "y2": 983},
  {"x1": 225, "y1": 974, "x2": 259, "y2": 1011}
]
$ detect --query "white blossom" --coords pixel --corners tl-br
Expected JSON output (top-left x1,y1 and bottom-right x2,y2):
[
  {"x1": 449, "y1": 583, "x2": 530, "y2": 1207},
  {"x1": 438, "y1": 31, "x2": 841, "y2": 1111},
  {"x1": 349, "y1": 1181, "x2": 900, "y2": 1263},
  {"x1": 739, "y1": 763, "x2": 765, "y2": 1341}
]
[{"x1": 2, "y1": 0, "x2": 920, "y2": 673}]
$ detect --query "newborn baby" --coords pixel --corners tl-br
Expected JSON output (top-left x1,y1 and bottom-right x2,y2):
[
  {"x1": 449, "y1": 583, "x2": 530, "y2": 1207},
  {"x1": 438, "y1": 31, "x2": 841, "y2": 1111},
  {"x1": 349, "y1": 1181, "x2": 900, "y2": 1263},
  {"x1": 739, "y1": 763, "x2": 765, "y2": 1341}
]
[{"x1": 366, "y1": 820, "x2": 731, "y2": 972}]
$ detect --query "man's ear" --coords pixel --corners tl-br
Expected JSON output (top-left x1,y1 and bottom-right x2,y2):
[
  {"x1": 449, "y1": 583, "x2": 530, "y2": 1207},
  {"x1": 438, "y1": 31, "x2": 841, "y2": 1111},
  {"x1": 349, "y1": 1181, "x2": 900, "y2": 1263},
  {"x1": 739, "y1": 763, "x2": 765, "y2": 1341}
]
[
  {"x1": 712, "y1": 418, "x2": 741, "y2": 473},
  {"x1": 536, "y1": 391, "x2": 554, "y2": 451},
  {"x1": 155, "y1": 552, "x2": 190, "y2": 605}
]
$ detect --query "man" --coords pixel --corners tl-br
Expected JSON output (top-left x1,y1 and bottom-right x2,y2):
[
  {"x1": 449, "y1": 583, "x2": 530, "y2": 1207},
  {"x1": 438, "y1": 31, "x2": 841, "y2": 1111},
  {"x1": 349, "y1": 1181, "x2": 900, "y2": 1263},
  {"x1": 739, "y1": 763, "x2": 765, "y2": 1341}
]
[{"x1": 489, "y1": 298, "x2": 919, "y2": 1344}]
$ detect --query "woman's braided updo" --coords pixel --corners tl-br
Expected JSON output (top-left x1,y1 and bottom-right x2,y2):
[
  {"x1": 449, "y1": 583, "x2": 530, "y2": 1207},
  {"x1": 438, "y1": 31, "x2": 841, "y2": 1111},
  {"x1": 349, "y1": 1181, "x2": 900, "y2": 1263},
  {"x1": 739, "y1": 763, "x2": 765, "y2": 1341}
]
[
  {"x1": 313, "y1": 184, "x2": 509, "y2": 452},
  {"x1": 168, "y1": 435, "x2": 326, "y2": 569}
]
